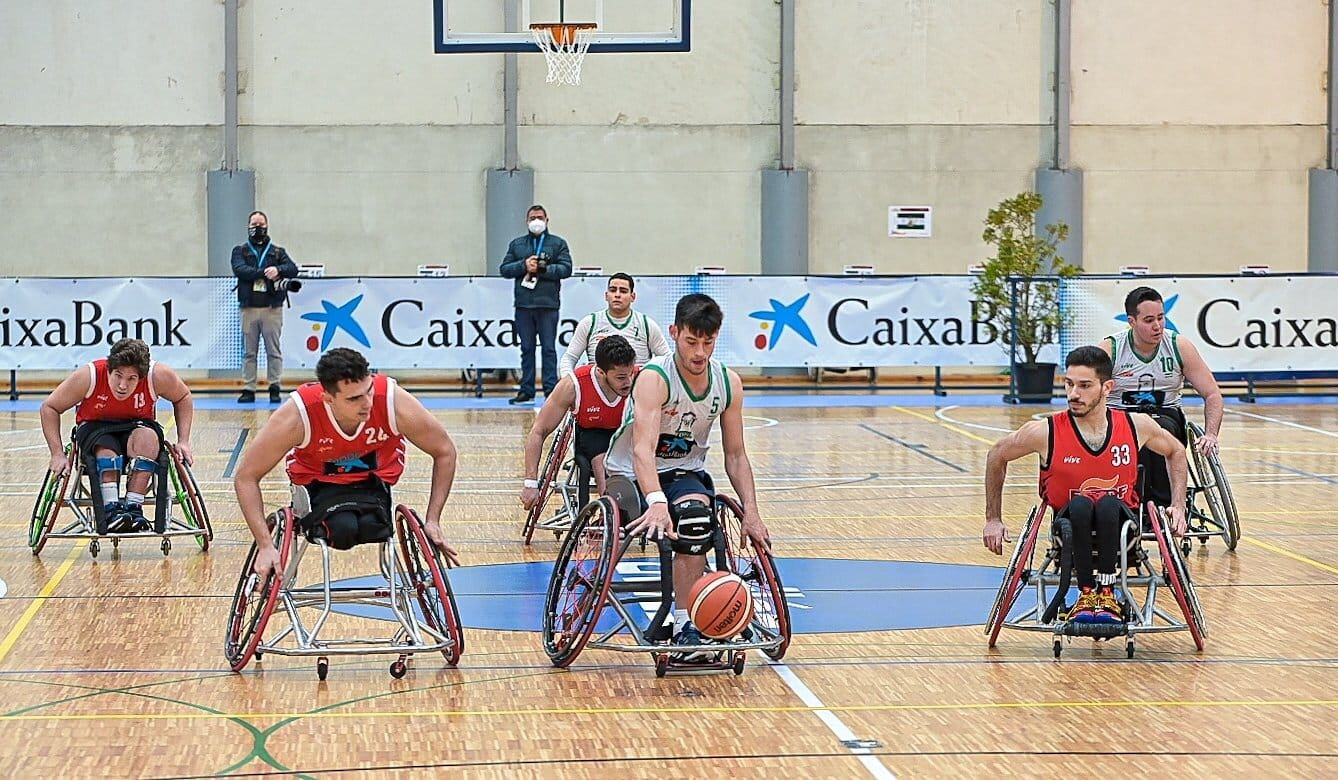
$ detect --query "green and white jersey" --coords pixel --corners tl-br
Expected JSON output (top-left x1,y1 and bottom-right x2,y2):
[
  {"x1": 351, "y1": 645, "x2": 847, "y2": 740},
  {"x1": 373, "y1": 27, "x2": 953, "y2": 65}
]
[
  {"x1": 559, "y1": 309, "x2": 669, "y2": 377},
  {"x1": 604, "y1": 355, "x2": 733, "y2": 477},
  {"x1": 1107, "y1": 330, "x2": 1185, "y2": 407}
]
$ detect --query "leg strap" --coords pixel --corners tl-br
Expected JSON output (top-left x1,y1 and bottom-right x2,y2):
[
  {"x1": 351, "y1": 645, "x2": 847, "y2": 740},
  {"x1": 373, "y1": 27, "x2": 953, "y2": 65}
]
[
  {"x1": 95, "y1": 455, "x2": 123, "y2": 473},
  {"x1": 130, "y1": 456, "x2": 158, "y2": 474}
]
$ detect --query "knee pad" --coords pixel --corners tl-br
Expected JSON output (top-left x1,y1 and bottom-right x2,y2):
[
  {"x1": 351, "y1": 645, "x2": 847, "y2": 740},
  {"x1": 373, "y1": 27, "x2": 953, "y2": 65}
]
[
  {"x1": 95, "y1": 455, "x2": 123, "y2": 474},
  {"x1": 670, "y1": 499, "x2": 714, "y2": 555},
  {"x1": 129, "y1": 456, "x2": 157, "y2": 475}
]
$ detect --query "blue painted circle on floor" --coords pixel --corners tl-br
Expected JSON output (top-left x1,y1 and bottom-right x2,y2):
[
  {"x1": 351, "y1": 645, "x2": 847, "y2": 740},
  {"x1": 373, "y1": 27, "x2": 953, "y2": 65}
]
[{"x1": 326, "y1": 557, "x2": 1017, "y2": 634}]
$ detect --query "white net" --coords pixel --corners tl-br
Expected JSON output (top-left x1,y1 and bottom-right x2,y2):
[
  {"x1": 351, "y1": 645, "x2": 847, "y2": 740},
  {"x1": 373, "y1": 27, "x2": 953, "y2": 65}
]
[{"x1": 531, "y1": 24, "x2": 596, "y2": 86}]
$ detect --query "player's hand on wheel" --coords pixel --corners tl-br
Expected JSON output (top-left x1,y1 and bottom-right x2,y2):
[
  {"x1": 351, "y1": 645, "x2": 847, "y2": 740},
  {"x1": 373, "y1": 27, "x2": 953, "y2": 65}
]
[
  {"x1": 1194, "y1": 432, "x2": 1219, "y2": 458},
  {"x1": 424, "y1": 520, "x2": 461, "y2": 568},
  {"x1": 983, "y1": 518, "x2": 1011, "y2": 555},
  {"x1": 49, "y1": 452, "x2": 69, "y2": 476},
  {"x1": 175, "y1": 440, "x2": 194, "y2": 466},
  {"x1": 520, "y1": 486, "x2": 540, "y2": 510},
  {"x1": 252, "y1": 544, "x2": 282, "y2": 584},
  {"x1": 627, "y1": 503, "x2": 676, "y2": 542},
  {"x1": 741, "y1": 513, "x2": 771, "y2": 550},
  {"x1": 1167, "y1": 505, "x2": 1188, "y2": 538}
]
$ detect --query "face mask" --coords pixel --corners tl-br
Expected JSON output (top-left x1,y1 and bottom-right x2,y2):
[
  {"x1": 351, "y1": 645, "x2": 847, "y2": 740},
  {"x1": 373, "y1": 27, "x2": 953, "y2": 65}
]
[
  {"x1": 249, "y1": 225, "x2": 269, "y2": 243},
  {"x1": 527, "y1": 219, "x2": 546, "y2": 235}
]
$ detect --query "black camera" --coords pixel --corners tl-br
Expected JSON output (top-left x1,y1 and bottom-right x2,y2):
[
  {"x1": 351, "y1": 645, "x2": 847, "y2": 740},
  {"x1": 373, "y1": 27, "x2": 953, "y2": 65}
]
[
  {"x1": 535, "y1": 252, "x2": 550, "y2": 271},
  {"x1": 274, "y1": 278, "x2": 302, "y2": 293}
]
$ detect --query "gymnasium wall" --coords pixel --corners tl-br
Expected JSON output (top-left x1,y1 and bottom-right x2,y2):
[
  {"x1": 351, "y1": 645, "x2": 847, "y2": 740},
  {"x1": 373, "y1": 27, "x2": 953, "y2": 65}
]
[{"x1": 0, "y1": 0, "x2": 1326, "y2": 278}]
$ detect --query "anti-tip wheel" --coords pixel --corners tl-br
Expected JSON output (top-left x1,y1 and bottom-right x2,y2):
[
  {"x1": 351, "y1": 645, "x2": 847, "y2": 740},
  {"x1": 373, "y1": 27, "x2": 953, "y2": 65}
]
[
  {"x1": 654, "y1": 654, "x2": 669, "y2": 678},
  {"x1": 317, "y1": 657, "x2": 329, "y2": 681},
  {"x1": 390, "y1": 660, "x2": 408, "y2": 679},
  {"x1": 160, "y1": 538, "x2": 171, "y2": 556},
  {"x1": 1053, "y1": 639, "x2": 1062, "y2": 659},
  {"x1": 732, "y1": 651, "x2": 746, "y2": 676},
  {"x1": 1126, "y1": 642, "x2": 1136, "y2": 659},
  {"x1": 89, "y1": 540, "x2": 100, "y2": 559}
]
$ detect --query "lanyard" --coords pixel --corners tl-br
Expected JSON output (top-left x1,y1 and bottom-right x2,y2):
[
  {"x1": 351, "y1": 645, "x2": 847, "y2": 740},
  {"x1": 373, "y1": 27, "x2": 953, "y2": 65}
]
[
  {"x1": 249, "y1": 241, "x2": 272, "y2": 268},
  {"x1": 532, "y1": 233, "x2": 546, "y2": 257}
]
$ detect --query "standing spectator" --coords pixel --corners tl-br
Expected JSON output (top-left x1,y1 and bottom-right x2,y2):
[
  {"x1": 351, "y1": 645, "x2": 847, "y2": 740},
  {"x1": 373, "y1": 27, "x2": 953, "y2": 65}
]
[
  {"x1": 231, "y1": 210, "x2": 298, "y2": 404},
  {"x1": 500, "y1": 204, "x2": 572, "y2": 404}
]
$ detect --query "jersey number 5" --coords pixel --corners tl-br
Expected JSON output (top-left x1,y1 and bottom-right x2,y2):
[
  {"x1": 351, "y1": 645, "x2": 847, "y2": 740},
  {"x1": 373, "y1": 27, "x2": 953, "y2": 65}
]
[{"x1": 1111, "y1": 444, "x2": 1131, "y2": 466}]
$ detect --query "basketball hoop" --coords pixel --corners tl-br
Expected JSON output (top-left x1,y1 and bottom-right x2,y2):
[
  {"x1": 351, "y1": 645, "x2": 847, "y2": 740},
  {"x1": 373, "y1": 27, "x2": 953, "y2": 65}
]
[{"x1": 531, "y1": 22, "x2": 598, "y2": 86}]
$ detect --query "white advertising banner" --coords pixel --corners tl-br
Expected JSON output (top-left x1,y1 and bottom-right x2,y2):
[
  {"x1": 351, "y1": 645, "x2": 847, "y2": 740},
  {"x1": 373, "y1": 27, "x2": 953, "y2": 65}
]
[
  {"x1": 1060, "y1": 275, "x2": 1338, "y2": 373},
  {"x1": 0, "y1": 277, "x2": 239, "y2": 369}
]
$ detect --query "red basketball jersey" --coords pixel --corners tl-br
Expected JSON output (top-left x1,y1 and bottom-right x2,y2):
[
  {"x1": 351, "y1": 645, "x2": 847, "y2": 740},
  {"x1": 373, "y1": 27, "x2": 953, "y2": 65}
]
[
  {"x1": 572, "y1": 364, "x2": 627, "y2": 430},
  {"x1": 285, "y1": 373, "x2": 406, "y2": 487},
  {"x1": 75, "y1": 358, "x2": 157, "y2": 423},
  {"x1": 1039, "y1": 409, "x2": 1140, "y2": 511}
]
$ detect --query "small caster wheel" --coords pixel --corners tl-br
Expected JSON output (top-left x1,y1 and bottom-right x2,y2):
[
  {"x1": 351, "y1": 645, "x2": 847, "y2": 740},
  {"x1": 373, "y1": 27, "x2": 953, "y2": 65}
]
[
  {"x1": 654, "y1": 654, "x2": 669, "y2": 678},
  {"x1": 732, "y1": 651, "x2": 746, "y2": 676},
  {"x1": 1053, "y1": 639, "x2": 1062, "y2": 659},
  {"x1": 111, "y1": 538, "x2": 120, "y2": 550},
  {"x1": 1199, "y1": 537, "x2": 1208, "y2": 547},
  {"x1": 390, "y1": 660, "x2": 408, "y2": 679},
  {"x1": 161, "y1": 538, "x2": 172, "y2": 556},
  {"x1": 1181, "y1": 540, "x2": 1191, "y2": 557},
  {"x1": 254, "y1": 650, "x2": 264, "y2": 662},
  {"x1": 317, "y1": 657, "x2": 329, "y2": 681},
  {"x1": 89, "y1": 540, "x2": 100, "y2": 559},
  {"x1": 1126, "y1": 642, "x2": 1136, "y2": 659}
]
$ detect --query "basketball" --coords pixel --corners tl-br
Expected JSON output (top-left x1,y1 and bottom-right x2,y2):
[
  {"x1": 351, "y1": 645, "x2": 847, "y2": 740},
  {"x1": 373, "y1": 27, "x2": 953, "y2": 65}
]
[{"x1": 687, "y1": 572, "x2": 753, "y2": 639}]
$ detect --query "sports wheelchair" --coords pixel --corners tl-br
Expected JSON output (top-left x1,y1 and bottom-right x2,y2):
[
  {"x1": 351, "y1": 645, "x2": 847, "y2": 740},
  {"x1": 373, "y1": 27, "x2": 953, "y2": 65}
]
[
  {"x1": 985, "y1": 500, "x2": 1206, "y2": 659},
  {"x1": 224, "y1": 491, "x2": 464, "y2": 680},
  {"x1": 522, "y1": 413, "x2": 593, "y2": 545},
  {"x1": 541, "y1": 493, "x2": 791, "y2": 677},
  {"x1": 28, "y1": 421, "x2": 212, "y2": 558}
]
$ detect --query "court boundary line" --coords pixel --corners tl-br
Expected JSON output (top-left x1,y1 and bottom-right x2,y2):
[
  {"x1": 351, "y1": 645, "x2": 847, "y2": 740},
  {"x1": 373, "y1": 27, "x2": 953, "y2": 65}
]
[
  {"x1": 769, "y1": 661, "x2": 897, "y2": 779},
  {"x1": 0, "y1": 544, "x2": 80, "y2": 665}
]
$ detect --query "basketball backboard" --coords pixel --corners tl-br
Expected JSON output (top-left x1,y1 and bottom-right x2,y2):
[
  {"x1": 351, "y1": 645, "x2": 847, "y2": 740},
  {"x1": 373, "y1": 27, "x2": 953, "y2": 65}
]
[{"x1": 433, "y1": 0, "x2": 690, "y2": 53}]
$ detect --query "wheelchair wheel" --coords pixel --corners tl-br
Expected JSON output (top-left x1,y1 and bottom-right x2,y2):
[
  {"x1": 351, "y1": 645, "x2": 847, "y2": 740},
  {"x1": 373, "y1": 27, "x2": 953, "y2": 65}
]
[
  {"x1": 1186, "y1": 422, "x2": 1240, "y2": 550},
  {"x1": 395, "y1": 505, "x2": 465, "y2": 666},
  {"x1": 224, "y1": 508, "x2": 293, "y2": 672},
  {"x1": 715, "y1": 494, "x2": 792, "y2": 661},
  {"x1": 168, "y1": 445, "x2": 213, "y2": 551},
  {"x1": 986, "y1": 504, "x2": 1045, "y2": 648},
  {"x1": 1148, "y1": 503, "x2": 1207, "y2": 651},
  {"x1": 523, "y1": 414, "x2": 575, "y2": 545},
  {"x1": 542, "y1": 496, "x2": 617, "y2": 668},
  {"x1": 29, "y1": 445, "x2": 74, "y2": 556}
]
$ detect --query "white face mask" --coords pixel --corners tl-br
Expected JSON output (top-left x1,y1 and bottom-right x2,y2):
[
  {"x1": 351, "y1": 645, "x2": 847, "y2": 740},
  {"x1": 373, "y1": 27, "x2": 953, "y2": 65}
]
[{"x1": 528, "y1": 218, "x2": 546, "y2": 235}]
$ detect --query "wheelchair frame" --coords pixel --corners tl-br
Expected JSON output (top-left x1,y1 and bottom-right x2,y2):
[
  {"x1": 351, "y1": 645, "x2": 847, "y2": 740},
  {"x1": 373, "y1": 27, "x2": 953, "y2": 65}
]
[
  {"x1": 985, "y1": 501, "x2": 1206, "y2": 659},
  {"x1": 542, "y1": 493, "x2": 791, "y2": 677},
  {"x1": 28, "y1": 430, "x2": 213, "y2": 558},
  {"x1": 224, "y1": 503, "x2": 464, "y2": 680},
  {"x1": 522, "y1": 413, "x2": 577, "y2": 544},
  {"x1": 1184, "y1": 420, "x2": 1241, "y2": 554}
]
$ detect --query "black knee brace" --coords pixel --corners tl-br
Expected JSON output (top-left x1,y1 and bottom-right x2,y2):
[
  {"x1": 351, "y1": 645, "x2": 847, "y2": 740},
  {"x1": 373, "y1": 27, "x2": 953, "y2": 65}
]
[{"x1": 670, "y1": 499, "x2": 714, "y2": 555}]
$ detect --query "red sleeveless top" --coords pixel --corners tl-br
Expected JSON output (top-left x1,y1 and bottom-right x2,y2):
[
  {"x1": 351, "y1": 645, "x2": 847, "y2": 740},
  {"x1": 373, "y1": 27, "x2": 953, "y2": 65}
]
[
  {"x1": 284, "y1": 374, "x2": 406, "y2": 486},
  {"x1": 75, "y1": 358, "x2": 156, "y2": 423},
  {"x1": 572, "y1": 364, "x2": 627, "y2": 430},
  {"x1": 1039, "y1": 409, "x2": 1140, "y2": 511}
]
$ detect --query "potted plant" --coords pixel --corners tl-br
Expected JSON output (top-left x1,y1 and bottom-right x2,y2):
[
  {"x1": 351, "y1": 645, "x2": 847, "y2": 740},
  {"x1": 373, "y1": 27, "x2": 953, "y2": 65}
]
[{"x1": 971, "y1": 192, "x2": 1080, "y2": 403}]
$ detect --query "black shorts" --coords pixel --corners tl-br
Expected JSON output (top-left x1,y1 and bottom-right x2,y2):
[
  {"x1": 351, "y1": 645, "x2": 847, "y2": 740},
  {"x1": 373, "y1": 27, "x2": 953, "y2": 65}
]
[
  {"x1": 607, "y1": 469, "x2": 716, "y2": 520},
  {"x1": 74, "y1": 420, "x2": 162, "y2": 457},
  {"x1": 573, "y1": 425, "x2": 614, "y2": 465}
]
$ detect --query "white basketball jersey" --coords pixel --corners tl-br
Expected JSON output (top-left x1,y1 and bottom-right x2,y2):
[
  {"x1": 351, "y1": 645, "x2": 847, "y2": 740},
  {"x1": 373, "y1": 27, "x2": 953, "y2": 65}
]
[
  {"x1": 605, "y1": 355, "x2": 732, "y2": 477},
  {"x1": 585, "y1": 309, "x2": 660, "y2": 366},
  {"x1": 1107, "y1": 330, "x2": 1184, "y2": 407}
]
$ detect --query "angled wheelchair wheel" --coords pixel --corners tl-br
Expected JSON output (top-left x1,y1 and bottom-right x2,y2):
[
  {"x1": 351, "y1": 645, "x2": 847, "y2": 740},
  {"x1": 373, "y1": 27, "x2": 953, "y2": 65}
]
[
  {"x1": 396, "y1": 505, "x2": 465, "y2": 666},
  {"x1": 1148, "y1": 502, "x2": 1207, "y2": 651},
  {"x1": 715, "y1": 494, "x2": 792, "y2": 661},
  {"x1": 542, "y1": 496, "x2": 617, "y2": 668},
  {"x1": 1186, "y1": 422, "x2": 1239, "y2": 550},
  {"x1": 224, "y1": 508, "x2": 293, "y2": 672},
  {"x1": 986, "y1": 505, "x2": 1046, "y2": 648},
  {"x1": 523, "y1": 414, "x2": 575, "y2": 545},
  {"x1": 168, "y1": 445, "x2": 213, "y2": 551},
  {"x1": 29, "y1": 444, "x2": 74, "y2": 556}
]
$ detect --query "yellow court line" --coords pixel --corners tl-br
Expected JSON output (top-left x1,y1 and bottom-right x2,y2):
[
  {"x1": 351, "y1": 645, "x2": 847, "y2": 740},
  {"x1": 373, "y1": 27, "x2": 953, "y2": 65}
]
[
  {"x1": 1243, "y1": 537, "x2": 1338, "y2": 576},
  {"x1": 890, "y1": 406, "x2": 997, "y2": 447},
  {"x1": 0, "y1": 698, "x2": 1333, "y2": 723},
  {"x1": 0, "y1": 544, "x2": 80, "y2": 666}
]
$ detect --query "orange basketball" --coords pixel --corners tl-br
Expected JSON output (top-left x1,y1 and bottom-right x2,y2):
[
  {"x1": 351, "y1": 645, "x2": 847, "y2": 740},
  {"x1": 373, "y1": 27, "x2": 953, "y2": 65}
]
[{"x1": 687, "y1": 572, "x2": 753, "y2": 639}]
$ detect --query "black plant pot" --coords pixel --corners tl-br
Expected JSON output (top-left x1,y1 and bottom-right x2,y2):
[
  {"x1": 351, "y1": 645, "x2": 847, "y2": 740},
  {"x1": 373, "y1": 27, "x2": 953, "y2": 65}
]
[{"x1": 1009, "y1": 362, "x2": 1057, "y2": 403}]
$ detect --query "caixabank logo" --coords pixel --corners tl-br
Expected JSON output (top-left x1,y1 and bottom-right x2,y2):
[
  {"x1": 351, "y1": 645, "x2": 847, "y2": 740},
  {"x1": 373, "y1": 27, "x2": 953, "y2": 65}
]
[
  {"x1": 1111, "y1": 292, "x2": 1338, "y2": 350},
  {"x1": 0, "y1": 300, "x2": 191, "y2": 347},
  {"x1": 748, "y1": 294, "x2": 817, "y2": 351},
  {"x1": 747, "y1": 294, "x2": 1015, "y2": 351}
]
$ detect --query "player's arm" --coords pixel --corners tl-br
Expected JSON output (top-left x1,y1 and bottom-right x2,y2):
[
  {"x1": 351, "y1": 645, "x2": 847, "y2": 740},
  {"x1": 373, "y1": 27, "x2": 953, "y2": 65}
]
[
  {"x1": 1132, "y1": 412, "x2": 1189, "y2": 537},
  {"x1": 982, "y1": 419, "x2": 1048, "y2": 554},
  {"x1": 394, "y1": 385, "x2": 461, "y2": 566},
  {"x1": 153, "y1": 363, "x2": 195, "y2": 464},
  {"x1": 39, "y1": 367, "x2": 92, "y2": 474},
  {"x1": 1178, "y1": 338, "x2": 1223, "y2": 452},
  {"x1": 521, "y1": 377, "x2": 576, "y2": 508},
  {"x1": 624, "y1": 369, "x2": 675, "y2": 541},
  {"x1": 720, "y1": 369, "x2": 768, "y2": 547},
  {"x1": 559, "y1": 317, "x2": 592, "y2": 378},
  {"x1": 646, "y1": 318, "x2": 671, "y2": 358},
  {"x1": 233, "y1": 401, "x2": 305, "y2": 578}
]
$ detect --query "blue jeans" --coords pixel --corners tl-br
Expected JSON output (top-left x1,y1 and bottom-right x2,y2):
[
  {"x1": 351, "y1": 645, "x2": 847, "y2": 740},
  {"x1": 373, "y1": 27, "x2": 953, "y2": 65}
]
[{"x1": 515, "y1": 307, "x2": 559, "y2": 396}]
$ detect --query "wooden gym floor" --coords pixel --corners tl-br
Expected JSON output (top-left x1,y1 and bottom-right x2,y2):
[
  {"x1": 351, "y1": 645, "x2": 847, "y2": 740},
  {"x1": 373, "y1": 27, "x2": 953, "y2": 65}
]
[{"x1": 0, "y1": 396, "x2": 1334, "y2": 778}]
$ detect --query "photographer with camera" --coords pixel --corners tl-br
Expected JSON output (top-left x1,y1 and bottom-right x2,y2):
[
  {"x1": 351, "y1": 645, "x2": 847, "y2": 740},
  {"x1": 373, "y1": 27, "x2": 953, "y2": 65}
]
[
  {"x1": 231, "y1": 210, "x2": 299, "y2": 404},
  {"x1": 500, "y1": 204, "x2": 572, "y2": 405}
]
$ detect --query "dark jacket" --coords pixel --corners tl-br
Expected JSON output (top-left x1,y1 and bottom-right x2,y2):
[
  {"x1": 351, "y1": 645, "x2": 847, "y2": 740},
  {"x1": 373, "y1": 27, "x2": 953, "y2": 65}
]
[
  {"x1": 231, "y1": 241, "x2": 299, "y2": 308},
  {"x1": 499, "y1": 231, "x2": 573, "y2": 309}
]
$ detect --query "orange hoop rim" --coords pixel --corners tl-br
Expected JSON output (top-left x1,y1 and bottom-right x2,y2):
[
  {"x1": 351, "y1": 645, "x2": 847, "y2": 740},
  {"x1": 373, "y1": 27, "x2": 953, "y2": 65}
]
[{"x1": 530, "y1": 22, "x2": 598, "y2": 47}]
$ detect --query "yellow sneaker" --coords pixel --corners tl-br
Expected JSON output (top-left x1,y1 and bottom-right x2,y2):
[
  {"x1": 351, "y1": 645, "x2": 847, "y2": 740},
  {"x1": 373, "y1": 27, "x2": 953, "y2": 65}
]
[{"x1": 1067, "y1": 587, "x2": 1100, "y2": 622}]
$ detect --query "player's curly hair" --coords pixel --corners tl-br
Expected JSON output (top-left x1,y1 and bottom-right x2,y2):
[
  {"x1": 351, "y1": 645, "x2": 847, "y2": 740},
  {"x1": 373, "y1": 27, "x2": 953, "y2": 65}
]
[
  {"x1": 315, "y1": 348, "x2": 371, "y2": 394},
  {"x1": 594, "y1": 335, "x2": 637, "y2": 371},
  {"x1": 107, "y1": 338, "x2": 151, "y2": 377}
]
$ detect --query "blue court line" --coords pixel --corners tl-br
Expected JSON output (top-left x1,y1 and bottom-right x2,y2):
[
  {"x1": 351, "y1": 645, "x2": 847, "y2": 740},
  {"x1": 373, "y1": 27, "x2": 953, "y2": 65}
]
[
  {"x1": 221, "y1": 428, "x2": 248, "y2": 479},
  {"x1": 857, "y1": 424, "x2": 967, "y2": 472},
  {"x1": 1262, "y1": 461, "x2": 1338, "y2": 485}
]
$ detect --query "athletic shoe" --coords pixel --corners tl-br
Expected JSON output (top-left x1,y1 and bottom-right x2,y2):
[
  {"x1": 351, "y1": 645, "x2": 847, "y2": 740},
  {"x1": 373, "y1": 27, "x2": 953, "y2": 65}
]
[
  {"x1": 1091, "y1": 586, "x2": 1124, "y2": 624},
  {"x1": 124, "y1": 502, "x2": 151, "y2": 533},
  {"x1": 671, "y1": 622, "x2": 717, "y2": 663},
  {"x1": 268, "y1": 383, "x2": 282, "y2": 404},
  {"x1": 508, "y1": 393, "x2": 535, "y2": 405},
  {"x1": 237, "y1": 390, "x2": 256, "y2": 404},
  {"x1": 104, "y1": 500, "x2": 134, "y2": 533},
  {"x1": 1066, "y1": 586, "x2": 1101, "y2": 623}
]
